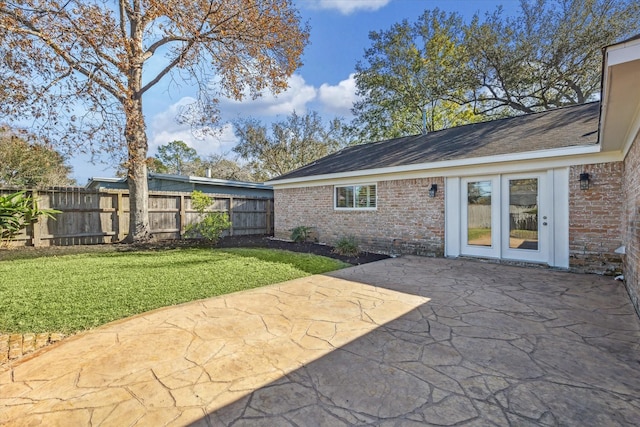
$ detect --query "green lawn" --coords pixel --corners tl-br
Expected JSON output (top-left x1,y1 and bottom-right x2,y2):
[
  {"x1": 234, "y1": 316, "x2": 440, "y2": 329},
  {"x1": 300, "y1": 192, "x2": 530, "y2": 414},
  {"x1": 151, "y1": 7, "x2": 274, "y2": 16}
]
[
  {"x1": 0, "y1": 248, "x2": 349, "y2": 334},
  {"x1": 467, "y1": 228, "x2": 492, "y2": 241}
]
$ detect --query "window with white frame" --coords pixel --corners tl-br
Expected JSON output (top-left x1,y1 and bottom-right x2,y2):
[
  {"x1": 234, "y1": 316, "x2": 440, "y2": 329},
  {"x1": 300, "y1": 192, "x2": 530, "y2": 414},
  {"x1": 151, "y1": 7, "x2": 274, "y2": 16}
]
[{"x1": 335, "y1": 184, "x2": 377, "y2": 209}]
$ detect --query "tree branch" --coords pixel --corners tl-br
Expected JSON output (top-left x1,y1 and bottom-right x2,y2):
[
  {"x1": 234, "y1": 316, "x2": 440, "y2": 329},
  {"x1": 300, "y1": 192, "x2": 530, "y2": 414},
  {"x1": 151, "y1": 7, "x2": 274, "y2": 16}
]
[
  {"x1": 139, "y1": 39, "x2": 195, "y2": 96},
  {"x1": 0, "y1": 16, "x2": 124, "y2": 102}
]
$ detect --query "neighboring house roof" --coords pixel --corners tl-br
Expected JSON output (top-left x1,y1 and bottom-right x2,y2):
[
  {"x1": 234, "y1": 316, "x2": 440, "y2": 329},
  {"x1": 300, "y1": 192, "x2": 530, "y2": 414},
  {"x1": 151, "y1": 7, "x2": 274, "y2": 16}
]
[
  {"x1": 147, "y1": 173, "x2": 272, "y2": 191},
  {"x1": 86, "y1": 173, "x2": 272, "y2": 197},
  {"x1": 271, "y1": 102, "x2": 600, "y2": 182}
]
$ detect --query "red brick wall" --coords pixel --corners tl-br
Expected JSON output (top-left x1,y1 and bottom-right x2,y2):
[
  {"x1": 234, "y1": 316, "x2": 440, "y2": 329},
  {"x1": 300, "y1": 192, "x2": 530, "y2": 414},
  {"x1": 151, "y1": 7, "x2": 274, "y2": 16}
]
[
  {"x1": 569, "y1": 162, "x2": 624, "y2": 274},
  {"x1": 276, "y1": 165, "x2": 626, "y2": 273},
  {"x1": 274, "y1": 177, "x2": 445, "y2": 256},
  {"x1": 622, "y1": 133, "x2": 640, "y2": 315}
]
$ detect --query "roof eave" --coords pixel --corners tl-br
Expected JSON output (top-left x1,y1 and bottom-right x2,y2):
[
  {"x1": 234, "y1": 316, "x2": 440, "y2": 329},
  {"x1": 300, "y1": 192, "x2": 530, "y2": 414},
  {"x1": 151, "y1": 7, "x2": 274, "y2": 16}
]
[
  {"x1": 85, "y1": 177, "x2": 126, "y2": 188},
  {"x1": 266, "y1": 144, "x2": 601, "y2": 187},
  {"x1": 599, "y1": 36, "x2": 640, "y2": 156},
  {"x1": 148, "y1": 173, "x2": 272, "y2": 190}
]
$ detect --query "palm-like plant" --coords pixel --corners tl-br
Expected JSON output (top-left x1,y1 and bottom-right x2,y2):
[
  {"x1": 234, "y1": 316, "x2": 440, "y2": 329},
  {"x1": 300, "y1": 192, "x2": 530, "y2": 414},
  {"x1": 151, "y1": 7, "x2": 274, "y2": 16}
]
[{"x1": 0, "y1": 191, "x2": 60, "y2": 245}]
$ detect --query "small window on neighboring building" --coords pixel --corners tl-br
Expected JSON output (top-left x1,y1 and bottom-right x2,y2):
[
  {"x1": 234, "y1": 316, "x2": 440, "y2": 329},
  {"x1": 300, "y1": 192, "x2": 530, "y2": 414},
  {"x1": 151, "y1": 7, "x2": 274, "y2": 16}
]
[{"x1": 335, "y1": 184, "x2": 377, "y2": 209}]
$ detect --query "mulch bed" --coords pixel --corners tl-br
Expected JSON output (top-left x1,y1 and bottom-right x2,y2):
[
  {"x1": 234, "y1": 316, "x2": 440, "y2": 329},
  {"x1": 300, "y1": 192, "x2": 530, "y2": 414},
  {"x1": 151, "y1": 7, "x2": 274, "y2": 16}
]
[
  {"x1": 1, "y1": 235, "x2": 390, "y2": 266},
  {"x1": 216, "y1": 234, "x2": 390, "y2": 265}
]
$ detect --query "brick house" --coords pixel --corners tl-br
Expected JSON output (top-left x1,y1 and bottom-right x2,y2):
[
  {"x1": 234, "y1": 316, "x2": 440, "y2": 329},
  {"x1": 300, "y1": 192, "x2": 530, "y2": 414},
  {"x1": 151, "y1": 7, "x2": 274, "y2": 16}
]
[{"x1": 267, "y1": 36, "x2": 640, "y2": 315}]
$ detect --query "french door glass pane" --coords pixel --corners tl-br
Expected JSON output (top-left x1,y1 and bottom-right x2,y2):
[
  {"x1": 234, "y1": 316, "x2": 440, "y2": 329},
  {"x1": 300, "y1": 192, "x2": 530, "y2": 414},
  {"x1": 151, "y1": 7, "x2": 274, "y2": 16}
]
[
  {"x1": 508, "y1": 179, "x2": 538, "y2": 250},
  {"x1": 467, "y1": 181, "x2": 492, "y2": 246}
]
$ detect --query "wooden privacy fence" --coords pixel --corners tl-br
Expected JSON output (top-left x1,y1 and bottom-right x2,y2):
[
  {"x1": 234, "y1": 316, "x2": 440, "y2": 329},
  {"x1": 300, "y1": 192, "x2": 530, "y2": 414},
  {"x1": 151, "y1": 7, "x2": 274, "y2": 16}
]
[
  {"x1": 1, "y1": 187, "x2": 273, "y2": 247},
  {"x1": 468, "y1": 205, "x2": 538, "y2": 230}
]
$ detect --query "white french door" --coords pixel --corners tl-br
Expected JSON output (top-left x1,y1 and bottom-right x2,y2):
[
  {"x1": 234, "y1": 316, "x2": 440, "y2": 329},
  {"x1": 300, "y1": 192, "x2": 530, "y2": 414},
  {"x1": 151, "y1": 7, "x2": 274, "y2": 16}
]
[
  {"x1": 461, "y1": 176, "x2": 500, "y2": 258},
  {"x1": 501, "y1": 173, "x2": 548, "y2": 263},
  {"x1": 460, "y1": 173, "x2": 549, "y2": 263}
]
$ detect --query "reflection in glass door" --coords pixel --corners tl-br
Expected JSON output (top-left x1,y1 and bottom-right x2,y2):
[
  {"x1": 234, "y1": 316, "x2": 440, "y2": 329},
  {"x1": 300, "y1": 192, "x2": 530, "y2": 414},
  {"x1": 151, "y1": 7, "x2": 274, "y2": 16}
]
[
  {"x1": 461, "y1": 176, "x2": 500, "y2": 258},
  {"x1": 508, "y1": 178, "x2": 538, "y2": 250},
  {"x1": 501, "y1": 173, "x2": 548, "y2": 263},
  {"x1": 467, "y1": 181, "x2": 492, "y2": 247}
]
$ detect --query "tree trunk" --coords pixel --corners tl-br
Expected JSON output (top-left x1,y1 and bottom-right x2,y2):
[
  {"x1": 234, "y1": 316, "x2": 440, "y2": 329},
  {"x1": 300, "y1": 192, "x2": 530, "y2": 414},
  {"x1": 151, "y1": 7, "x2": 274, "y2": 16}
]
[{"x1": 124, "y1": 97, "x2": 151, "y2": 243}]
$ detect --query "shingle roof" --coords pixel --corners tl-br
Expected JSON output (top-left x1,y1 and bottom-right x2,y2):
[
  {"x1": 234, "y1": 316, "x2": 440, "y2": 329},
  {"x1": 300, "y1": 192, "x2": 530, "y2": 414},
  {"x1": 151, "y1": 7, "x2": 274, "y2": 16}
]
[{"x1": 272, "y1": 102, "x2": 600, "y2": 181}]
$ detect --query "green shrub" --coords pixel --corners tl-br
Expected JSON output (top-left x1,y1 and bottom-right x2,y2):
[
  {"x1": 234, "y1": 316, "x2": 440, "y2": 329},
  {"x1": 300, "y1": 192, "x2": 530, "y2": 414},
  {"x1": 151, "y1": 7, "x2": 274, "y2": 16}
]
[
  {"x1": 333, "y1": 236, "x2": 360, "y2": 256},
  {"x1": 290, "y1": 225, "x2": 312, "y2": 243},
  {"x1": 0, "y1": 191, "x2": 60, "y2": 245},
  {"x1": 185, "y1": 191, "x2": 231, "y2": 244}
]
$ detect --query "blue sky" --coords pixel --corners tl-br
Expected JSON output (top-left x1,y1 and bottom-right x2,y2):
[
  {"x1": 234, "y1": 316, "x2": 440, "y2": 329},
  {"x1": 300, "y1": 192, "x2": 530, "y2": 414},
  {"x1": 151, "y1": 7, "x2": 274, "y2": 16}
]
[{"x1": 73, "y1": 0, "x2": 520, "y2": 183}]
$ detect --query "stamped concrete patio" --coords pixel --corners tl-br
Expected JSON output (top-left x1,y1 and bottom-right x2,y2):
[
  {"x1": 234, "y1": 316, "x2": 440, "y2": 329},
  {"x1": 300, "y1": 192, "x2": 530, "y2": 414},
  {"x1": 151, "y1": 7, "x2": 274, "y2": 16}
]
[{"x1": 1, "y1": 256, "x2": 639, "y2": 426}]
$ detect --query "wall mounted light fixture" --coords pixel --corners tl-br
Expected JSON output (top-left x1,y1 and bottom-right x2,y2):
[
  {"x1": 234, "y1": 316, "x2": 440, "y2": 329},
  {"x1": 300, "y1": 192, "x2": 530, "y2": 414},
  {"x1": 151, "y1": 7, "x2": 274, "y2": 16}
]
[
  {"x1": 579, "y1": 172, "x2": 590, "y2": 190},
  {"x1": 429, "y1": 184, "x2": 438, "y2": 198}
]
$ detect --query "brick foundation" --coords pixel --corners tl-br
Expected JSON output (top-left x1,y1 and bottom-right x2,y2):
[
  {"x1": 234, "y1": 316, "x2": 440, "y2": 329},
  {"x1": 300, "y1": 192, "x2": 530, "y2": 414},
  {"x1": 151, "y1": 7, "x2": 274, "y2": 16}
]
[
  {"x1": 275, "y1": 178, "x2": 445, "y2": 257},
  {"x1": 569, "y1": 162, "x2": 624, "y2": 274},
  {"x1": 622, "y1": 132, "x2": 640, "y2": 316}
]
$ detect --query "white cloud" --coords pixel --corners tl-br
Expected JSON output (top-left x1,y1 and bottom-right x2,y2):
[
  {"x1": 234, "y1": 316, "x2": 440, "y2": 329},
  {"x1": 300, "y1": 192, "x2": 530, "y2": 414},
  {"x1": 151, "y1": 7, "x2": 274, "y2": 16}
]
[
  {"x1": 318, "y1": 73, "x2": 360, "y2": 116},
  {"x1": 149, "y1": 72, "x2": 360, "y2": 160},
  {"x1": 149, "y1": 124, "x2": 238, "y2": 157},
  {"x1": 148, "y1": 98, "x2": 238, "y2": 156},
  {"x1": 305, "y1": 0, "x2": 391, "y2": 14},
  {"x1": 148, "y1": 74, "x2": 318, "y2": 160},
  {"x1": 218, "y1": 74, "x2": 317, "y2": 119}
]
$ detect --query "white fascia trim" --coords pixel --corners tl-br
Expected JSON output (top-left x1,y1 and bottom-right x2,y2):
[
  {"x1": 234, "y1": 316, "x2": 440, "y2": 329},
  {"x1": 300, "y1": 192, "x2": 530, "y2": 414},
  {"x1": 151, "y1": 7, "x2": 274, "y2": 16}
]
[
  {"x1": 269, "y1": 145, "x2": 617, "y2": 189},
  {"x1": 89, "y1": 177, "x2": 126, "y2": 183},
  {"x1": 607, "y1": 38, "x2": 640, "y2": 66},
  {"x1": 602, "y1": 38, "x2": 640, "y2": 158}
]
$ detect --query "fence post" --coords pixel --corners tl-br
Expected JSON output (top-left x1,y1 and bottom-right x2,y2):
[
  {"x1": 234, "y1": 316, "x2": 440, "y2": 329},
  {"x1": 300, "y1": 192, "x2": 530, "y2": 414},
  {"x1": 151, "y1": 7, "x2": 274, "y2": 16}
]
[
  {"x1": 116, "y1": 192, "x2": 126, "y2": 241},
  {"x1": 179, "y1": 194, "x2": 185, "y2": 239},
  {"x1": 228, "y1": 196, "x2": 234, "y2": 236},
  {"x1": 31, "y1": 189, "x2": 41, "y2": 247}
]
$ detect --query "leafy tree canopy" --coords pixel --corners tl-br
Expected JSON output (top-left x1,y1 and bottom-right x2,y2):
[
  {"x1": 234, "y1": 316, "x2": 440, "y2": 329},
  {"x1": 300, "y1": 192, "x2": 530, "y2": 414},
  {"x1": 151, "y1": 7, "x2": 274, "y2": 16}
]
[
  {"x1": 353, "y1": 9, "x2": 483, "y2": 141},
  {"x1": 232, "y1": 111, "x2": 348, "y2": 179},
  {"x1": 153, "y1": 140, "x2": 199, "y2": 176},
  {"x1": 353, "y1": 0, "x2": 640, "y2": 141},
  {"x1": 0, "y1": 128, "x2": 75, "y2": 188}
]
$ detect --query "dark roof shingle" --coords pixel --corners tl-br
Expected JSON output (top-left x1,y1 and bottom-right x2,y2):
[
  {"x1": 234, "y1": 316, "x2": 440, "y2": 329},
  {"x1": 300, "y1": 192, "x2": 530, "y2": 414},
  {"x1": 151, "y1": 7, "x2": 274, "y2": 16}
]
[{"x1": 273, "y1": 102, "x2": 600, "y2": 181}]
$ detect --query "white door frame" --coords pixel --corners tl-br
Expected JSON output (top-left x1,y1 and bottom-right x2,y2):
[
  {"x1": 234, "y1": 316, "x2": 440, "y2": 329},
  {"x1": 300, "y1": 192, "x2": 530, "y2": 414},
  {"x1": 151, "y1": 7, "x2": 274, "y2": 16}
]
[
  {"x1": 500, "y1": 172, "x2": 548, "y2": 263},
  {"x1": 445, "y1": 168, "x2": 569, "y2": 268}
]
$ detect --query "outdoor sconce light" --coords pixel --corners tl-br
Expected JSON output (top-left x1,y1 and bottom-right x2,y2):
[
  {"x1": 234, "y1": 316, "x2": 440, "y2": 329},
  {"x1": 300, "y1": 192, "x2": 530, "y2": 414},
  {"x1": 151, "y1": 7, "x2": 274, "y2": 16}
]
[
  {"x1": 579, "y1": 172, "x2": 590, "y2": 190},
  {"x1": 429, "y1": 184, "x2": 438, "y2": 198}
]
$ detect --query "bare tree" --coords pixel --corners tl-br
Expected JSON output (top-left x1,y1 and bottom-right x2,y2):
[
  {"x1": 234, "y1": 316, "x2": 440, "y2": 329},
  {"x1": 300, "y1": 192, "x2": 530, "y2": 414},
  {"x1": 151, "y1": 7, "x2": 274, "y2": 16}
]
[
  {"x1": 199, "y1": 154, "x2": 259, "y2": 182},
  {"x1": 233, "y1": 111, "x2": 347, "y2": 179},
  {"x1": 465, "y1": 0, "x2": 640, "y2": 115},
  {"x1": 0, "y1": 0, "x2": 309, "y2": 242}
]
